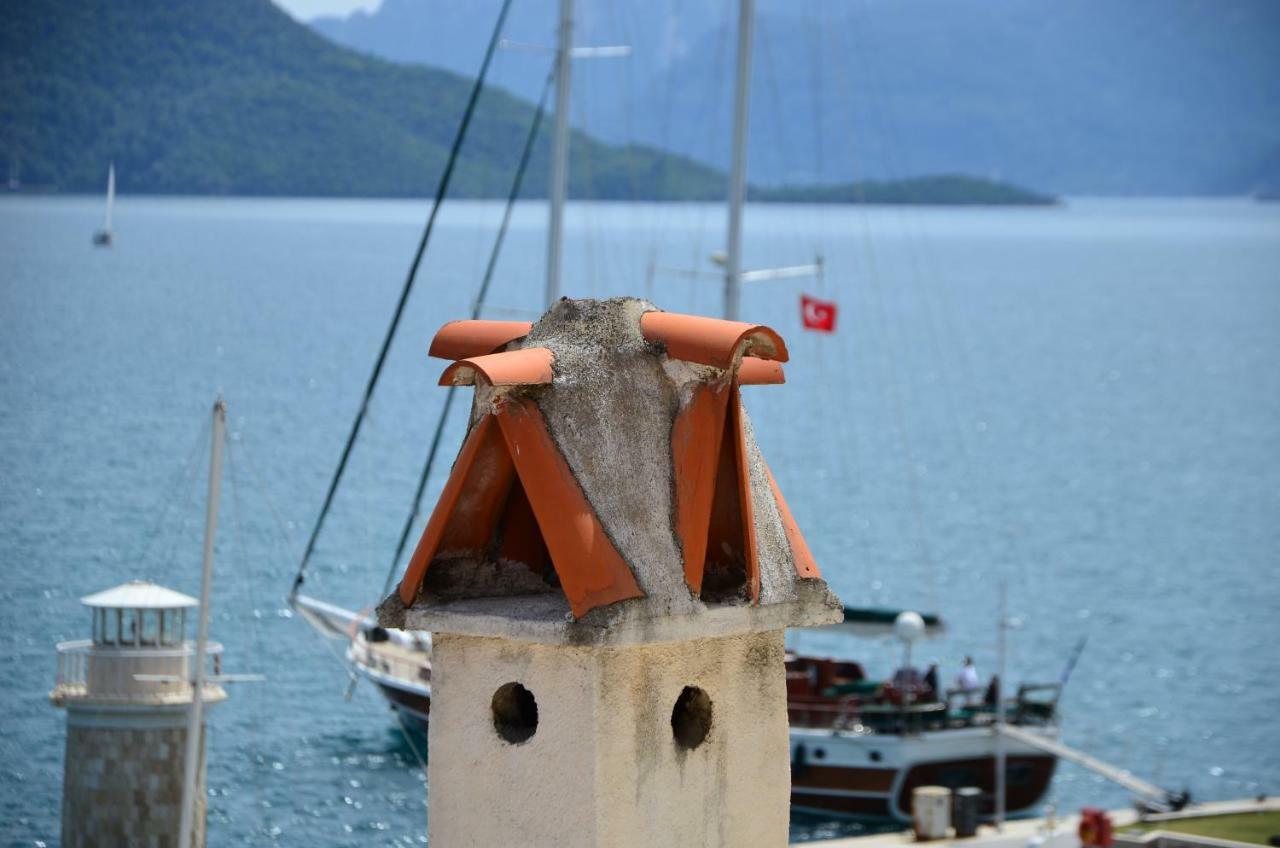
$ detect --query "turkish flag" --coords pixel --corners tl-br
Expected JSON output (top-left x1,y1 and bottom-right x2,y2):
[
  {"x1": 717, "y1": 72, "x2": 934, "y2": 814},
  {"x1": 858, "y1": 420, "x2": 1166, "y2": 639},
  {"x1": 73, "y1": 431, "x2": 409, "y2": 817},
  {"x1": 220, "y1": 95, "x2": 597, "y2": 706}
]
[{"x1": 801, "y1": 294, "x2": 837, "y2": 332}]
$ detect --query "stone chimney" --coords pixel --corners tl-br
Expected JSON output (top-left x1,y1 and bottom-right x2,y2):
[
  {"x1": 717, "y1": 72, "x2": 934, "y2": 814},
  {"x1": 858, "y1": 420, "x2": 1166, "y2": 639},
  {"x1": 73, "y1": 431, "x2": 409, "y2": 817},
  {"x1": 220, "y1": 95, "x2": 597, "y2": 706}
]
[{"x1": 380, "y1": 298, "x2": 841, "y2": 847}]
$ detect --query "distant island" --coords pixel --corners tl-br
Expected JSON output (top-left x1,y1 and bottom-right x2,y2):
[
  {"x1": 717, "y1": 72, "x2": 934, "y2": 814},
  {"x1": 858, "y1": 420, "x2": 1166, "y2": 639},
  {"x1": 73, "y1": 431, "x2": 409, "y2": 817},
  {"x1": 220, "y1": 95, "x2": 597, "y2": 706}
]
[
  {"x1": 753, "y1": 175, "x2": 1057, "y2": 206},
  {"x1": 1, "y1": 0, "x2": 1053, "y2": 205}
]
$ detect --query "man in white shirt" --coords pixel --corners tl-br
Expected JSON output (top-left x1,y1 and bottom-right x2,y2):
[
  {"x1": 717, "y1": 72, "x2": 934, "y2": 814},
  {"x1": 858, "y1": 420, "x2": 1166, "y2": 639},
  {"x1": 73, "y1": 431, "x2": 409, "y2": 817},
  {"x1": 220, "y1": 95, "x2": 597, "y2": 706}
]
[{"x1": 955, "y1": 656, "x2": 981, "y2": 703}]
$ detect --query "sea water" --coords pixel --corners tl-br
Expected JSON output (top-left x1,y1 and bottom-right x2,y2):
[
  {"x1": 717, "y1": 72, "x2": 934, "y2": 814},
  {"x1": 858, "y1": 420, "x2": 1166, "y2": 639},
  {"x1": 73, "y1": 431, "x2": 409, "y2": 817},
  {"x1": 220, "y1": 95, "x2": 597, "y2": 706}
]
[{"x1": 1, "y1": 196, "x2": 1277, "y2": 846}]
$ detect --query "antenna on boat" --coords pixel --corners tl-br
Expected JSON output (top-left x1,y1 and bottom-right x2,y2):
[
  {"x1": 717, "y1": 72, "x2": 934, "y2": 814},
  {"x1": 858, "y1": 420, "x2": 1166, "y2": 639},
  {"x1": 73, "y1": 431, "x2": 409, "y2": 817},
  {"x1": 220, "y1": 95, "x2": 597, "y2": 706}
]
[
  {"x1": 724, "y1": 0, "x2": 754, "y2": 321},
  {"x1": 893, "y1": 610, "x2": 925, "y2": 716},
  {"x1": 648, "y1": 0, "x2": 821, "y2": 318},
  {"x1": 541, "y1": 0, "x2": 630, "y2": 306},
  {"x1": 545, "y1": 0, "x2": 572, "y2": 306}
]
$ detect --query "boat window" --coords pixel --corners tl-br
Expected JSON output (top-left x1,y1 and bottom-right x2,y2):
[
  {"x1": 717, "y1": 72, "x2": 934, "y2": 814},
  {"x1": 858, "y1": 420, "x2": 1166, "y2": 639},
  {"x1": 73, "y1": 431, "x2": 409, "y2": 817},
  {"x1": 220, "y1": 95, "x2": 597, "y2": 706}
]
[
  {"x1": 94, "y1": 609, "x2": 110, "y2": 645},
  {"x1": 140, "y1": 610, "x2": 159, "y2": 646},
  {"x1": 814, "y1": 747, "x2": 826, "y2": 760},
  {"x1": 869, "y1": 750, "x2": 882, "y2": 762}
]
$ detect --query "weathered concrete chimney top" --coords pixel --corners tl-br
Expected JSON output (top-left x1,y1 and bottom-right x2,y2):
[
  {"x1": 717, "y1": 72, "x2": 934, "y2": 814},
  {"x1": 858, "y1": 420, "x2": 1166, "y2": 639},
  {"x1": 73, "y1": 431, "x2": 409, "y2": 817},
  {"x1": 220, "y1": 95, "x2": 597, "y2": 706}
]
[
  {"x1": 387, "y1": 298, "x2": 843, "y2": 847},
  {"x1": 380, "y1": 297, "x2": 841, "y2": 644}
]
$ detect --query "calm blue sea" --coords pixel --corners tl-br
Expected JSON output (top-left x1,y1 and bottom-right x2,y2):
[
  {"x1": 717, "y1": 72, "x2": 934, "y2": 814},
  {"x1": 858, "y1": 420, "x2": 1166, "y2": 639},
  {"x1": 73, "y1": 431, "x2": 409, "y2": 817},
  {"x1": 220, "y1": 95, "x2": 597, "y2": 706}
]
[{"x1": 1, "y1": 196, "x2": 1277, "y2": 846}]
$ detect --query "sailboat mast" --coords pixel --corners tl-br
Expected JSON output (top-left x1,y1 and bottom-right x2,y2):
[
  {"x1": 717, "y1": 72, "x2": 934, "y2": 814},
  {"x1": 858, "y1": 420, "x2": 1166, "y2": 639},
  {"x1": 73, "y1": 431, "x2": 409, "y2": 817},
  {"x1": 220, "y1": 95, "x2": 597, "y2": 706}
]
[
  {"x1": 104, "y1": 163, "x2": 115, "y2": 234},
  {"x1": 178, "y1": 397, "x2": 225, "y2": 848},
  {"x1": 545, "y1": 0, "x2": 573, "y2": 306},
  {"x1": 724, "y1": 0, "x2": 755, "y2": 322}
]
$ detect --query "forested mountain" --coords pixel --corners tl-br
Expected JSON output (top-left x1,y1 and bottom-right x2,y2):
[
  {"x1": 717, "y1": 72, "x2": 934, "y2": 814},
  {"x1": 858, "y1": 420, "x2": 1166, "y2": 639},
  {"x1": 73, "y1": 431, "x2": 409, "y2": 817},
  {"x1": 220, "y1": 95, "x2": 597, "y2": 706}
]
[
  {"x1": 311, "y1": 0, "x2": 1280, "y2": 195},
  {"x1": 0, "y1": 0, "x2": 726, "y2": 198}
]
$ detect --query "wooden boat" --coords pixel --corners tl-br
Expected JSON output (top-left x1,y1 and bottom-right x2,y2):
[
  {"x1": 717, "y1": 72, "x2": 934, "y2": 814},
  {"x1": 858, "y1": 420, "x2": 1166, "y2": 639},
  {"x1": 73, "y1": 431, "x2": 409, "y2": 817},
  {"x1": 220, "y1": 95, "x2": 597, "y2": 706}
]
[
  {"x1": 292, "y1": 595, "x2": 431, "y2": 732},
  {"x1": 788, "y1": 666, "x2": 1061, "y2": 820},
  {"x1": 786, "y1": 607, "x2": 1063, "y2": 823}
]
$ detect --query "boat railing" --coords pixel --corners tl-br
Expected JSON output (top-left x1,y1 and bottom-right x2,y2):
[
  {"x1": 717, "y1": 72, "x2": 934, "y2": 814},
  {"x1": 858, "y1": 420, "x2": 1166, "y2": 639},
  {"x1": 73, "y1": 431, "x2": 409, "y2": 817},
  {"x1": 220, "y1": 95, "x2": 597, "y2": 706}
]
[
  {"x1": 1012, "y1": 682, "x2": 1061, "y2": 724},
  {"x1": 941, "y1": 682, "x2": 1061, "y2": 726},
  {"x1": 52, "y1": 638, "x2": 224, "y2": 703},
  {"x1": 788, "y1": 696, "x2": 863, "y2": 730}
]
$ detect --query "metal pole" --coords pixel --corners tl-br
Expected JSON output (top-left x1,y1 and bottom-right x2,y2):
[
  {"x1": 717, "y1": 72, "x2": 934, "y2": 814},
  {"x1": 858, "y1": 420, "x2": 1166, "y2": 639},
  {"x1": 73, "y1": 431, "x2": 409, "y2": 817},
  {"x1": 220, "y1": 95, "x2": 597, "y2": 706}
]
[
  {"x1": 545, "y1": 0, "x2": 573, "y2": 306},
  {"x1": 179, "y1": 398, "x2": 225, "y2": 848},
  {"x1": 724, "y1": 0, "x2": 754, "y2": 321},
  {"x1": 995, "y1": 581, "x2": 1008, "y2": 831}
]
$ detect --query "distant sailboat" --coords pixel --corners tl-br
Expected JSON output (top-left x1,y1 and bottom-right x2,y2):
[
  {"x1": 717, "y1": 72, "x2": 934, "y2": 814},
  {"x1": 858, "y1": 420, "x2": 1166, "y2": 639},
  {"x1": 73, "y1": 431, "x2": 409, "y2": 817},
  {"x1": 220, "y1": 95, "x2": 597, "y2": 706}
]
[{"x1": 92, "y1": 163, "x2": 114, "y2": 246}]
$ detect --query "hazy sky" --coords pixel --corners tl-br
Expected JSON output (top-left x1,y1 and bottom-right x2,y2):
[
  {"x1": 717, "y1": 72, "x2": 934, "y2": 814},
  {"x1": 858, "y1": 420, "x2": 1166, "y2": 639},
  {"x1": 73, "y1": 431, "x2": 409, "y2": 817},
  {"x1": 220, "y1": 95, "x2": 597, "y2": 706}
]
[{"x1": 272, "y1": 0, "x2": 380, "y2": 20}]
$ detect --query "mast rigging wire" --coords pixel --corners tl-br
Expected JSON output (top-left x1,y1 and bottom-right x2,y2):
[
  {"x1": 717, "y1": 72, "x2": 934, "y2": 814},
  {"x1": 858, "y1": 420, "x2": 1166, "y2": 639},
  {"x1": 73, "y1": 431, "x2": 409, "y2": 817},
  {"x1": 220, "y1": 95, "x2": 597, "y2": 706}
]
[
  {"x1": 291, "y1": 0, "x2": 515, "y2": 600},
  {"x1": 381, "y1": 70, "x2": 555, "y2": 598}
]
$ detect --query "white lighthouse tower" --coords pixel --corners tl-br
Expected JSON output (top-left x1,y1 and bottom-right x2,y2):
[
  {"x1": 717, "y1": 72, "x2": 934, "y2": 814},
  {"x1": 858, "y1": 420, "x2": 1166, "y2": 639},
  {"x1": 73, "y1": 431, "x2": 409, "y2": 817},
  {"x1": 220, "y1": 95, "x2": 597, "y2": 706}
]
[{"x1": 51, "y1": 581, "x2": 227, "y2": 847}]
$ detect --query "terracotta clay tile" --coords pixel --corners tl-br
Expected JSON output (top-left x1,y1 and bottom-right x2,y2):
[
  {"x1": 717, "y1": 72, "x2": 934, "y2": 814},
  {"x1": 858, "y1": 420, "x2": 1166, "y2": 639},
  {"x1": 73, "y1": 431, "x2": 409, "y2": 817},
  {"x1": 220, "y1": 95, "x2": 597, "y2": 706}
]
[
  {"x1": 398, "y1": 415, "x2": 499, "y2": 606},
  {"x1": 438, "y1": 348, "x2": 555, "y2": 387},
  {"x1": 640, "y1": 311, "x2": 789, "y2": 369},
  {"x1": 437, "y1": 420, "x2": 516, "y2": 556},
  {"x1": 762, "y1": 461, "x2": 821, "y2": 580},
  {"x1": 737, "y1": 358, "x2": 785, "y2": 385},
  {"x1": 671, "y1": 382, "x2": 732, "y2": 593},
  {"x1": 496, "y1": 483, "x2": 548, "y2": 575},
  {"x1": 429, "y1": 320, "x2": 533, "y2": 361},
  {"x1": 495, "y1": 398, "x2": 645, "y2": 618}
]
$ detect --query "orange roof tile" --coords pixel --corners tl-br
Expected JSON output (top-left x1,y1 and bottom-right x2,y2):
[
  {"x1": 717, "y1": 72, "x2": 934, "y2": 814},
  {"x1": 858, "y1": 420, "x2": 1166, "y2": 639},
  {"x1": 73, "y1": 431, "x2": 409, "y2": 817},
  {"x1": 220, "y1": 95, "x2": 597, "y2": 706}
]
[
  {"x1": 438, "y1": 348, "x2": 555, "y2": 387},
  {"x1": 640, "y1": 311, "x2": 788, "y2": 369},
  {"x1": 429, "y1": 320, "x2": 533, "y2": 361},
  {"x1": 762, "y1": 461, "x2": 821, "y2": 580},
  {"x1": 738, "y1": 358, "x2": 785, "y2": 385},
  {"x1": 671, "y1": 383, "x2": 732, "y2": 594},
  {"x1": 399, "y1": 415, "x2": 502, "y2": 606},
  {"x1": 495, "y1": 399, "x2": 645, "y2": 617}
]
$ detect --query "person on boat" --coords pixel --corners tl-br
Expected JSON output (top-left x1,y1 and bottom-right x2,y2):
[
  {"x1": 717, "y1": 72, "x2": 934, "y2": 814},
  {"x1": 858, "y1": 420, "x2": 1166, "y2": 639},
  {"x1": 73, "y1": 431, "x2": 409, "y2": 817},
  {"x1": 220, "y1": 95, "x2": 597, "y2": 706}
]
[
  {"x1": 983, "y1": 675, "x2": 1001, "y2": 708},
  {"x1": 923, "y1": 663, "x2": 940, "y2": 701},
  {"x1": 955, "y1": 656, "x2": 981, "y2": 702}
]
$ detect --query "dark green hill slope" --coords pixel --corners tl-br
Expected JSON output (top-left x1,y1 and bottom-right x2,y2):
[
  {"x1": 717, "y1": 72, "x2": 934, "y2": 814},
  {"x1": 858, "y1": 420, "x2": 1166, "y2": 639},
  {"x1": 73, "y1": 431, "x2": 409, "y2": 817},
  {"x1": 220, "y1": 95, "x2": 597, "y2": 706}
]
[{"x1": 0, "y1": 0, "x2": 726, "y2": 198}]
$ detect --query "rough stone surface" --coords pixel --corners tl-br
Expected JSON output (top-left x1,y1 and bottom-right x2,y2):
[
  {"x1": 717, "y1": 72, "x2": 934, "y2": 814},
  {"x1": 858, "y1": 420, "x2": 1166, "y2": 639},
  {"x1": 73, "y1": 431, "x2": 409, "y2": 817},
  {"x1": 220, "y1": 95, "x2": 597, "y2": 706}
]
[
  {"x1": 523, "y1": 298, "x2": 697, "y2": 616},
  {"x1": 395, "y1": 297, "x2": 843, "y2": 627},
  {"x1": 427, "y1": 629, "x2": 792, "y2": 848},
  {"x1": 61, "y1": 720, "x2": 207, "y2": 848},
  {"x1": 740, "y1": 410, "x2": 798, "y2": 607}
]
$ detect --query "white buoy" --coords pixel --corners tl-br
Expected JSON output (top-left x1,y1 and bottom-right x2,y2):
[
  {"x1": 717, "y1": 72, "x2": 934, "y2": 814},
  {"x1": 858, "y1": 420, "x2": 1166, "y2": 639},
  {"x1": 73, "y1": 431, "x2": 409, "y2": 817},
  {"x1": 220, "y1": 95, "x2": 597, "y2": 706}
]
[{"x1": 894, "y1": 610, "x2": 926, "y2": 644}]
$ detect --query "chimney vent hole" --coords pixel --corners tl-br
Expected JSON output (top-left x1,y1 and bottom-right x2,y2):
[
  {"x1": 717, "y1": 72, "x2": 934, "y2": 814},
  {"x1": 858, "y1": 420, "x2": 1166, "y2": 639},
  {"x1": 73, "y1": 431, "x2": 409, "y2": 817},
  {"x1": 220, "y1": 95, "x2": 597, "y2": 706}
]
[
  {"x1": 670, "y1": 686, "x2": 713, "y2": 750},
  {"x1": 491, "y1": 682, "x2": 538, "y2": 744}
]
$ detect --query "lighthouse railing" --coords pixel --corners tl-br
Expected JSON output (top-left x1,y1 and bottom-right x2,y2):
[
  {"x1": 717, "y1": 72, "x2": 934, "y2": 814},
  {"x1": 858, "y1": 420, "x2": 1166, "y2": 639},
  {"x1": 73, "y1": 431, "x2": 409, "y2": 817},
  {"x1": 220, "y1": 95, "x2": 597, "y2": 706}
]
[{"x1": 53, "y1": 639, "x2": 224, "y2": 702}]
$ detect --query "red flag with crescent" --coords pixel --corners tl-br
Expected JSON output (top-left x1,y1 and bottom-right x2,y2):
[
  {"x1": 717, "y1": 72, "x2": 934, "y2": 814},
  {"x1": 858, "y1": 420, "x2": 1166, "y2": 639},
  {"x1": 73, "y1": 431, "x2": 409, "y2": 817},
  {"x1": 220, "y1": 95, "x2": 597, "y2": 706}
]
[{"x1": 801, "y1": 294, "x2": 837, "y2": 332}]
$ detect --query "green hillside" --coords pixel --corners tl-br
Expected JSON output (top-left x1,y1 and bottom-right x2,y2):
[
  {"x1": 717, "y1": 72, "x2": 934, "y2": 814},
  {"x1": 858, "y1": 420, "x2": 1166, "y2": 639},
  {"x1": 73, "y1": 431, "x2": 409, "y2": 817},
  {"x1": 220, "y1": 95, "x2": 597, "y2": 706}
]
[
  {"x1": 0, "y1": 0, "x2": 1056, "y2": 204},
  {"x1": 0, "y1": 0, "x2": 726, "y2": 199}
]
